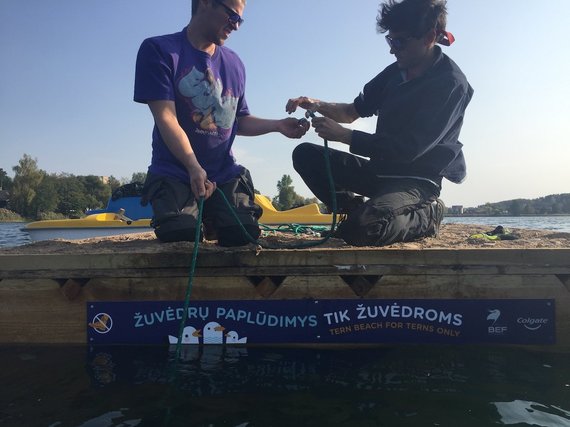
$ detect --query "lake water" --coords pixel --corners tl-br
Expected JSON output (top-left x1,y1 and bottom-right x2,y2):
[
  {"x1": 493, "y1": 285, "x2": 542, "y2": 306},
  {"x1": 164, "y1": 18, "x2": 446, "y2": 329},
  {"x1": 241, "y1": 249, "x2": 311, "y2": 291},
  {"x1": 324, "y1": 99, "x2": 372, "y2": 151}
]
[
  {"x1": 443, "y1": 215, "x2": 570, "y2": 233},
  {"x1": 1, "y1": 220, "x2": 569, "y2": 426},
  {"x1": 0, "y1": 222, "x2": 31, "y2": 248},
  {"x1": 0, "y1": 345, "x2": 569, "y2": 426}
]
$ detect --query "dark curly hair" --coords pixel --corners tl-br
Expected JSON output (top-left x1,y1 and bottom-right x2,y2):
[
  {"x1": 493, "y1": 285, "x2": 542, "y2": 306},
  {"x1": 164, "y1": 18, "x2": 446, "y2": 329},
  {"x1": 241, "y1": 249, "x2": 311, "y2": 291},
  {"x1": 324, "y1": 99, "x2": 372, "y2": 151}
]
[{"x1": 377, "y1": 0, "x2": 447, "y2": 38}]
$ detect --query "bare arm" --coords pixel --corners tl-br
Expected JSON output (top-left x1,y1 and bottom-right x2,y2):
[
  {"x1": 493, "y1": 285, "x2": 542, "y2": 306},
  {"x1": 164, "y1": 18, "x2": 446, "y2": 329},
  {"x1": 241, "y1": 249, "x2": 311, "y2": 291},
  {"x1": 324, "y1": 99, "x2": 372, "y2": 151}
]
[
  {"x1": 237, "y1": 115, "x2": 309, "y2": 139},
  {"x1": 285, "y1": 97, "x2": 360, "y2": 124},
  {"x1": 285, "y1": 97, "x2": 359, "y2": 144},
  {"x1": 147, "y1": 100, "x2": 216, "y2": 199}
]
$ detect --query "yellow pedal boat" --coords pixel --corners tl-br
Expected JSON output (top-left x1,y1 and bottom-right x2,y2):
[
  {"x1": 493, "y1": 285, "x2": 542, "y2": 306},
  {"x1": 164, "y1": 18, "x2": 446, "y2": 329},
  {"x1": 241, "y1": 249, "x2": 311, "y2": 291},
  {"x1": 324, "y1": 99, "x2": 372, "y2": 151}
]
[
  {"x1": 23, "y1": 212, "x2": 153, "y2": 241},
  {"x1": 23, "y1": 194, "x2": 335, "y2": 241},
  {"x1": 254, "y1": 195, "x2": 335, "y2": 225}
]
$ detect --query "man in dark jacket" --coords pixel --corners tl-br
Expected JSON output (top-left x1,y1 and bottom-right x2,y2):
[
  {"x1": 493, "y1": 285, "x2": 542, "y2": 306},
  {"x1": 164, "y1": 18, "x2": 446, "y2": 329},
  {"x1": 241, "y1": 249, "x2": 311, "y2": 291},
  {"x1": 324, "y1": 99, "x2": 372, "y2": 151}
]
[{"x1": 286, "y1": 0, "x2": 473, "y2": 246}]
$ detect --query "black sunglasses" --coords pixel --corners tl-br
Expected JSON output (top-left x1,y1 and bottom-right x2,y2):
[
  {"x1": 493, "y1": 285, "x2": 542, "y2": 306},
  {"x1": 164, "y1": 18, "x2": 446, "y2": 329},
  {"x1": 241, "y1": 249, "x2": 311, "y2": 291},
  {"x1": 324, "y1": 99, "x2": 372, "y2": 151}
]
[
  {"x1": 214, "y1": 0, "x2": 244, "y2": 26},
  {"x1": 385, "y1": 35, "x2": 413, "y2": 50}
]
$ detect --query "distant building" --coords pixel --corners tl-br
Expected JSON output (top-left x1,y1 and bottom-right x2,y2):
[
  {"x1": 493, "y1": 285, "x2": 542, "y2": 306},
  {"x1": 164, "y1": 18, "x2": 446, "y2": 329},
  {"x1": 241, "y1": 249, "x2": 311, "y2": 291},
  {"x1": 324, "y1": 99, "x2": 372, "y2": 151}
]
[
  {"x1": 449, "y1": 205, "x2": 464, "y2": 215},
  {"x1": 0, "y1": 190, "x2": 9, "y2": 209}
]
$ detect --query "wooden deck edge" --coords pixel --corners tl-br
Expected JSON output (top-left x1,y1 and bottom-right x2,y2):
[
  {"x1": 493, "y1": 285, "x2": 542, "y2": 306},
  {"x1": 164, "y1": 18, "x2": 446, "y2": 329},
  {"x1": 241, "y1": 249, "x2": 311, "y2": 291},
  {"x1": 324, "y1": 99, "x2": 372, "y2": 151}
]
[{"x1": 1, "y1": 248, "x2": 570, "y2": 280}]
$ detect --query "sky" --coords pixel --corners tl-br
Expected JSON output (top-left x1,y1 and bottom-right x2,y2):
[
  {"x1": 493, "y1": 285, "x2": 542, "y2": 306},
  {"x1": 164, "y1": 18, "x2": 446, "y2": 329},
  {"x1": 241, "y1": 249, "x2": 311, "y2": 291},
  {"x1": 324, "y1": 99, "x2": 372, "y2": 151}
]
[{"x1": 1, "y1": 0, "x2": 569, "y2": 208}]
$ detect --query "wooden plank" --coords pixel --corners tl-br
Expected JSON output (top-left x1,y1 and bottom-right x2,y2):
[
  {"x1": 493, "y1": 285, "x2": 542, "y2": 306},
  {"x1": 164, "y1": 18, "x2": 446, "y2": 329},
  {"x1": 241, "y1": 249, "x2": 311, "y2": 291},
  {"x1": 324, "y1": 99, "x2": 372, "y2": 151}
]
[
  {"x1": 557, "y1": 274, "x2": 570, "y2": 291},
  {"x1": 80, "y1": 277, "x2": 261, "y2": 301},
  {"x1": 1, "y1": 247, "x2": 569, "y2": 346},
  {"x1": 2, "y1": 262, "x2": 570, "y2": 280},
  {"x1": 367, "y1": 274, "x2": 568, "y2": 299},
  {"x1": 1, "y1": 274, "x2": 568, "y2": 346},
  {"x1": 2, "y1": 249, "x2": 570, "y2": 277},
  {"x1": 0, "y1": 279, "x2": 85, "y2": 343},
  {"x1": 270, "y1": 275, "x2": 356, "y2": 299}
]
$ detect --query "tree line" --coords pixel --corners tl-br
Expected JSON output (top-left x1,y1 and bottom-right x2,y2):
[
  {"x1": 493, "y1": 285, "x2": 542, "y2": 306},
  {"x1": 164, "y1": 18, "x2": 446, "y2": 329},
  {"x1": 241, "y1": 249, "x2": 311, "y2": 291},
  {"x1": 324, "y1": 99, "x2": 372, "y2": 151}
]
[
  {"x1": 0, "y1": 155, "x2": 146, "y2": 220},
  {"x1": 0, "y1": 154, "x2": 316, "y2": 221},
  {"x1": 460, "y1": 194, "x2": 570, "y2": 216}
]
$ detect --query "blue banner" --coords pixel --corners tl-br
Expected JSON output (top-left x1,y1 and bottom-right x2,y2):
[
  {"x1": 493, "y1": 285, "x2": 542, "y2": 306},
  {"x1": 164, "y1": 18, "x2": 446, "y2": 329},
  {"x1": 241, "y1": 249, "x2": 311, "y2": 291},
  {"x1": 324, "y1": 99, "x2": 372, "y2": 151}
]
[{"x1": 87, "y1": 299, "x2": 555, "y2": 345}]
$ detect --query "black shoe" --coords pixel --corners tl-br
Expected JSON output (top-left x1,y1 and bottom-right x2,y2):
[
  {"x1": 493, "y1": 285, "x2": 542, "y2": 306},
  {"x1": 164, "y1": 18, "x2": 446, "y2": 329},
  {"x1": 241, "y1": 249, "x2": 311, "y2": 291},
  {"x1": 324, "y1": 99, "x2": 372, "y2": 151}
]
[
  {"x1": 202, "y1": 218, "x2": 218, "y2": 241},
  {"x1": 486, "y1": 225, "x2": 505, "y2": 236},
  {"x1": 427, "y1": 198, "x2": 445, "y2": 237},
  {"x1": 336, "y1": 195, "x2": 365, "y2": 215},
  {"x1": 319, "y1": 216, "x2": 347, "y2": 239}
]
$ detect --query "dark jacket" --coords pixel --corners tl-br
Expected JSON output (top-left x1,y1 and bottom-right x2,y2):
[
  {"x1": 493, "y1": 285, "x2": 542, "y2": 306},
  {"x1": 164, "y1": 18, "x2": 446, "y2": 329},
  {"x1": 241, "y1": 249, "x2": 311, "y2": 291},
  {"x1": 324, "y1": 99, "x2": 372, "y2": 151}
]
[{"x1": 351, "y1": 46, "x2": 473, "y2": 184}]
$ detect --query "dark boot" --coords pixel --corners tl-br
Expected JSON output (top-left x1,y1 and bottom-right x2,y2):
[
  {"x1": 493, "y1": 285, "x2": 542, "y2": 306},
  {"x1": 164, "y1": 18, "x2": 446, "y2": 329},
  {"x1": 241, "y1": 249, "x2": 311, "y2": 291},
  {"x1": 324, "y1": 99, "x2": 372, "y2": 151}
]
[{"x1": 427, "y1": 199, "x2": 445, "y2": 237}]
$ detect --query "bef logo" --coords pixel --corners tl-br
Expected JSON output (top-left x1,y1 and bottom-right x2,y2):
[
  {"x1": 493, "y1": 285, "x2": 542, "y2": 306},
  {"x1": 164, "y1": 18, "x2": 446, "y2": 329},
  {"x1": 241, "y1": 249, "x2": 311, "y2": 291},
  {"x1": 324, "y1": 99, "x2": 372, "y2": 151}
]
[{"x1": 487, "y1": 309, "x2": 508, "y2": 335}]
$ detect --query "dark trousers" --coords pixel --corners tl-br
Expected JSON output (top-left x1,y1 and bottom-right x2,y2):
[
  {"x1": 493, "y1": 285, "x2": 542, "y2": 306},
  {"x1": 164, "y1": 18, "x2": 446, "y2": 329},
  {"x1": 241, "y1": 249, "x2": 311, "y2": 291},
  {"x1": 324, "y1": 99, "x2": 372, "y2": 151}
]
[
  {"x1": 292, "y1": 143, "x2": 441, "y2": 246},
  {"x1": 142, "y1": 170, "x2": 261, "y2": 247}
]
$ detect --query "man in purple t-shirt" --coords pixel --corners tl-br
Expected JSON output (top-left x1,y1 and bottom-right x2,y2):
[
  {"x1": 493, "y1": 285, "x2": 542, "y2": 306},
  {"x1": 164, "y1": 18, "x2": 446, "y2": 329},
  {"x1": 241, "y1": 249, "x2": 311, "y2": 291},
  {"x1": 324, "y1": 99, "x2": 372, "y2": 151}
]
[{"x1": 134, "y1": 0, "x2": 309, "y2": 246}]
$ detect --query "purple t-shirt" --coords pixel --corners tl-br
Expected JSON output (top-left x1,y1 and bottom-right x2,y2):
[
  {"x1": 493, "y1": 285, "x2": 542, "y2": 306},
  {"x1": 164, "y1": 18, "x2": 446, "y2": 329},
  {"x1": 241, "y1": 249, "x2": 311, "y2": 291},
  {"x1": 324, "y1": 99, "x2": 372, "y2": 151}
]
[{"x1": 134, "y1": 27, "x2": 249, "y2": 184}]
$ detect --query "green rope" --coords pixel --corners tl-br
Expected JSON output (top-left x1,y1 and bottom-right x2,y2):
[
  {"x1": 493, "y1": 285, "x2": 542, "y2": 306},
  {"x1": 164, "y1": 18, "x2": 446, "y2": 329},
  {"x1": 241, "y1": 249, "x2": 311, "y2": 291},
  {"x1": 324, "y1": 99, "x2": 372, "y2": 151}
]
[
  {"x1": 174, "y1": 195, "x2": 204, "y2": 360},
  {"x1": 173, "y1": 120, "x2": 338, "y2": 358},
  {"x1": 215, "y1": 138, "x2": 339, "y2": 249},
  {"x1": 260, "y1": 223, "x2": 330, "y2": 235}
]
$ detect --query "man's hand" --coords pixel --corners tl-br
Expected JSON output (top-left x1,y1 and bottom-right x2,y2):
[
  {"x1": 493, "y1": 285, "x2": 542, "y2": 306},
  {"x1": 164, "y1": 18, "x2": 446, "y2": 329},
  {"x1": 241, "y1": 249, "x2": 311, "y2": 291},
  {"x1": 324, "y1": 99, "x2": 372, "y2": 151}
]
[
  {"x1": 277, "y1": 117, "x2": 310, "y2": 139},
  {"x1": 188, "y1": 163, "x2": 217, "y2": 200},
  {"x1": 312, "y1": 117, "x2": 352, "y2": 145},
  {"x1": 285, "y1": 96, "x2": 321, "y2": 114}
]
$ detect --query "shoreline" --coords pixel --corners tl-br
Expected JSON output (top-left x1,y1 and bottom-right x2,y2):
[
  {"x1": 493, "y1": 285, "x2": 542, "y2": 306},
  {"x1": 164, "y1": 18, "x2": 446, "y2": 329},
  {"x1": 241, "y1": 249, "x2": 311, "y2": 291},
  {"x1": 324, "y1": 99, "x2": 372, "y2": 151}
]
[
  {"x1": 2, "y1": 223, "x2": 570, "y2": 254},
  {"x1": 445, "y1": 214, "x2": 570, "y2": 218}
]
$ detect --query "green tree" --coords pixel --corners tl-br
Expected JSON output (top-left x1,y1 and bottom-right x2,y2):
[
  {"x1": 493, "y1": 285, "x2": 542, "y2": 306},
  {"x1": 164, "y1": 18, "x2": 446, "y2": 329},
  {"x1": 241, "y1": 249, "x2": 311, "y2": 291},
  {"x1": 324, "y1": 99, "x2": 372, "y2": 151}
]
[
  {"x1": 56, "y1": 175, "x2": 89, "y2": 216},
  {"x1": 272, "y1": 174, "x2": 317, "y2": 210},
  {"x1": 11, "y1": 154, "x2": 45, "y2": 217},
  {"x1": 523, "y1": 204, "x2": 536, "y2": 215},
  {"x1": 273, "y1": 175, "x2": 296, "y2": 210},
  {"x1": 31, "y1": 174, "x2": 59, "y2": 218},
  {"x1": 131, "y1": 172, "x2": 147, "y2": 184},
  {"x1": 509, "y1": 199, "x2": 523, "y2": 216},
  {"x1": 0, "y1": 168, "x2": 13, "y2": 191},
  {"x1": 107, "y1": 176, "x2": 122, "y2": 192},
  {"x1": 80, "y1": 175, "x2": 111, "y2": 209},
  {"x1": 562, "y1": 198, "x2": 570, "y2": 214}
]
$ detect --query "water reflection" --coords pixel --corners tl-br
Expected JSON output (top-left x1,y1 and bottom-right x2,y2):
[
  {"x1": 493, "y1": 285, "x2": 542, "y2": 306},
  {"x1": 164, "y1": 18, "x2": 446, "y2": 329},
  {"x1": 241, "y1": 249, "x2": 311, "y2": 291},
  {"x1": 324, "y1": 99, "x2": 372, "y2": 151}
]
[
  {"x1": 494, "y1": 400, "x2": 570, "y2": 426},
  {"x1": 1, "y1": 345, "x2": 569, "y2": 426}
]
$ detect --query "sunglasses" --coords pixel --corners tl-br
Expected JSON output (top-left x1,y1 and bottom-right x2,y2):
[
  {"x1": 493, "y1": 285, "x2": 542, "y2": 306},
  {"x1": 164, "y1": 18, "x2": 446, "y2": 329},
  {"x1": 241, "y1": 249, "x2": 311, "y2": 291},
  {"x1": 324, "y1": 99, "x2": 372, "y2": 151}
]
[
  {"x1": 214, "y1": 0, "x2": 244, "y2": 26},
  {"x1": 385, "y1": 34, "x2": 413, "y2": 50}
]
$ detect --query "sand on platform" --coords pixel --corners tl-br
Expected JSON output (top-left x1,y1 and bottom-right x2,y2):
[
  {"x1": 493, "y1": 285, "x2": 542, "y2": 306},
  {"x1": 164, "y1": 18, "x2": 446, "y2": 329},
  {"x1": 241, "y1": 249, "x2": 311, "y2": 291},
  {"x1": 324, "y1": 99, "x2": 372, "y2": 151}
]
[{"x1": 1, "y1": 223, "x2": 570, "y2": 255}]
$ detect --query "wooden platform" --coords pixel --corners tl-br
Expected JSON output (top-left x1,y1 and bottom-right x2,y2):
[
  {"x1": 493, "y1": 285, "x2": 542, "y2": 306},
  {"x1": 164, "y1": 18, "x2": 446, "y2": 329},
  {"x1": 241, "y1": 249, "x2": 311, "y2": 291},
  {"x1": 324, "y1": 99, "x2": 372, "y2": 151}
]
[{"x1": 0, "y1": 247, "x2": 569, "y2": 347}]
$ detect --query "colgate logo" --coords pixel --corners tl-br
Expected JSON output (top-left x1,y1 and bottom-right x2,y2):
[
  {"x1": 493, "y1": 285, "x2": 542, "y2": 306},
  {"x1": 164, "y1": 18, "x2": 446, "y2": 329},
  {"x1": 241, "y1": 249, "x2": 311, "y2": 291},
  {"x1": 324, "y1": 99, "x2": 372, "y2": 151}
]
[{"x1": 517, "y1": 317, "x2": 549, "y2": 331}]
